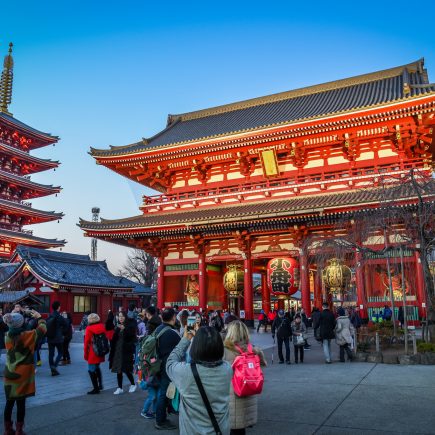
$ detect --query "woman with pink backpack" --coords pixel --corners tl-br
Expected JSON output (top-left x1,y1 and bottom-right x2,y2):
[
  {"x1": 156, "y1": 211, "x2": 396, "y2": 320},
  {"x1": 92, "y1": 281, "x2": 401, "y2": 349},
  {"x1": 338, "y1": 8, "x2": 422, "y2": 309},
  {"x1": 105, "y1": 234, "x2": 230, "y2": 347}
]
[{"x1": 224, "y1": 321, "x2": 266, "y2": 435}]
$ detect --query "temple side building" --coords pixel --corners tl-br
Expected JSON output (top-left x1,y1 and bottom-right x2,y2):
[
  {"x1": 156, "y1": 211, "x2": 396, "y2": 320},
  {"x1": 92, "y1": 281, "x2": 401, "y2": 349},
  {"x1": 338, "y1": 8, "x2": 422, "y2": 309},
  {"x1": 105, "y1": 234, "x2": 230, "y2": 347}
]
[
  {"x1": 0, "y1": 43, "x2": 64, "y2": 259},
  {"x1": 80, "y1": 59, "x2": 435, "y2": 325}
]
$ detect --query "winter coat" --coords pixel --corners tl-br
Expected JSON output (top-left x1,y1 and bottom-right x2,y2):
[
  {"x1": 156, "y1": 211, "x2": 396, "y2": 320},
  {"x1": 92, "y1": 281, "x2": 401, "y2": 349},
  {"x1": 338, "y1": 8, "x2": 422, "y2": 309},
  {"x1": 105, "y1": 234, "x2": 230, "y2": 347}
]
[
  {"x1": 109, "y1": 318, "x2": 137, "y2": 373},
  {"x1": 311, "y1": 310, "x2": 321, "y2": 330},
  {"x1": 167, "y1": 338, "x2": 232, "y2": 435},
  {"x1": 291, "y1": 321, "x2": 307, "y2": 346},
  {"x1": 272, "y1": 316, "x2": 292, "y2": 339},
  {"x1": 155, "y1": 323, "x2": 181, "y2": 376},
  {"x1": 63, "y1": 316, "x2": 73, "y2": 341},
  {"x1": 319, "y1": 309, "x2": 336, "y2": 340},
  {"x1": 0, "y1": 315, "x2": 8, "y2": 350},
  {"x1": 4, "y1": 319, "x2": 46, "y2": 400},
  {"x1": 335, "y1": 316, "x2": 355, "y2": 346},
  {"x1": 224, "y1": 343, "x2": 266, "y2": 430},
  {"x1": 84, "y1": 322, "x2": 107, "y2": 365},
  {"x1": 46, "y1": 310, "x2": 67, "y2": 344}
]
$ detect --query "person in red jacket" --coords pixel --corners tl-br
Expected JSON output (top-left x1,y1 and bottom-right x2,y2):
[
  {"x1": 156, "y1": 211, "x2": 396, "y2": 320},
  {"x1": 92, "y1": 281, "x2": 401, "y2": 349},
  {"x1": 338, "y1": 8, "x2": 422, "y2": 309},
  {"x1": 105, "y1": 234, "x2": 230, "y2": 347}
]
[{"x1": 84, "y1": 313, "x2": 107, "y2": 394}]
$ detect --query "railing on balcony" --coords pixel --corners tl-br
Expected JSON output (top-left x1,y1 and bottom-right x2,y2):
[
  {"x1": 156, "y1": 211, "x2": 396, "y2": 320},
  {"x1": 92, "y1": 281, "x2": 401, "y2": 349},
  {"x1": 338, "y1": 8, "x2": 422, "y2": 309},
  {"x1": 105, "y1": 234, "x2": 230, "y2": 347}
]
[
  {"x1": 0, "y1": 194, "x2": 32, "y2": 208},
  {"x1": 0, "y1": 224, "x2": 33, "y2": 235},
  {"x1": 141, "y1": 159, "x2": 424, "y2": 207}
]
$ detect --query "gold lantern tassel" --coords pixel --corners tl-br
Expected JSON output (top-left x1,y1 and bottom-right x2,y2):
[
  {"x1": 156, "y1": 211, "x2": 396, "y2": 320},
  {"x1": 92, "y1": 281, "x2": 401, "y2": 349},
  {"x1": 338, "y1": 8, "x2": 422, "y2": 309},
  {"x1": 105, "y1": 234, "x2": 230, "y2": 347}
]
[{"x1": 0, "y1": 43, "x2": 14, "y2": 115}]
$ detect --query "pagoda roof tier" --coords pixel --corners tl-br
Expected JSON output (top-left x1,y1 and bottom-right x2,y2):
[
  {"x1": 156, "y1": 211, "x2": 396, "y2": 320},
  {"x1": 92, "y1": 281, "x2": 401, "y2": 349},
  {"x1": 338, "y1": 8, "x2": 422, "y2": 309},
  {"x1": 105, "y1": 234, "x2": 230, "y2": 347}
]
[
  {"x1": 0, "y1": 228, "x2": 65, "y2": 249},
  {"x1": 0, "y1": 198, "x2": 63, "y2": 223},
  {"x1": 0, "y1": 113, "x2": 58, "y2": 149},
  {"x1": 0, "y1": 168, "x2": 61, "y2": 198},
  {"x1": 2, "y1": 246, "x2": 152, "y2": 293},
  {"x1": 79, "y1": 184, "x2": 434, "y2": 240},
  {"x1": 91, "y1": 59, "x2": 435, "y2": 158},
  {"x1": 0, "y1": 142, "x2": 59, "y2": 173}
]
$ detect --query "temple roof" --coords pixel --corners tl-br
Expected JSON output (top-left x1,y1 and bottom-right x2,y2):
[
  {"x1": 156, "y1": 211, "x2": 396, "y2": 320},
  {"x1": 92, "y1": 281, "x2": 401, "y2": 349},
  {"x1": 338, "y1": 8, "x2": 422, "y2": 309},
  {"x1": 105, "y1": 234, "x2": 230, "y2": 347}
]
[
  {"x1": 0, "y1": 168, "x2": 61, "y2": 197},
  {"x1": 11, "y1": 246, "x2": 152, "y2": 292},
  {"x1": 0, "y1": 199, "x2": 63, "y2": 221},
  {"x1": 91, "y1": 59, "x2": 435, "y2": 158},
  {"x1": 79, "y1": 183, "x2": 433, "y2": 234},
  {"x1": 0, "y1": 228, "x2": 65, "y2": 248},
  {"x1": 0, "y1": 142, "x2": 59, "y2": 173},
  {"x1": 0, "y1": 112, "x2": 58, "y2": 143}
]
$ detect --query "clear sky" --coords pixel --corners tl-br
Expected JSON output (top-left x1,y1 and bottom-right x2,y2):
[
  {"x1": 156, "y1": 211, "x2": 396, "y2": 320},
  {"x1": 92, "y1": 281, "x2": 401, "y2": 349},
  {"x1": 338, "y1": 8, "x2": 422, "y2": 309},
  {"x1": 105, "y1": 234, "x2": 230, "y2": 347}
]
[{"x1": 2, "y1": 0, "x2": 435, "y2": 273}]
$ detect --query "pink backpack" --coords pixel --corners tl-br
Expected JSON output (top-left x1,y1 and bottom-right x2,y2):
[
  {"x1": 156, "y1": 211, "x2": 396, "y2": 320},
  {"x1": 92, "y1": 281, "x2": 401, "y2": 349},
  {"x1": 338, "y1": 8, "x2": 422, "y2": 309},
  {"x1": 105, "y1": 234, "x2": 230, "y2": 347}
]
[{"x1": 232, "y1": 344, "x2": 264, "y2": 397}]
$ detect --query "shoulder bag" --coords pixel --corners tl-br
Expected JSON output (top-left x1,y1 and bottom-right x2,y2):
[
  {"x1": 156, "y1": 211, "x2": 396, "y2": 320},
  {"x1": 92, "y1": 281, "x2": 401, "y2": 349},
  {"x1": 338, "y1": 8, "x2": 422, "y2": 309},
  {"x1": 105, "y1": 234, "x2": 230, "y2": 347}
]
[{"x1": 191, "y1": 362, "x2": 222, "y2": 435}]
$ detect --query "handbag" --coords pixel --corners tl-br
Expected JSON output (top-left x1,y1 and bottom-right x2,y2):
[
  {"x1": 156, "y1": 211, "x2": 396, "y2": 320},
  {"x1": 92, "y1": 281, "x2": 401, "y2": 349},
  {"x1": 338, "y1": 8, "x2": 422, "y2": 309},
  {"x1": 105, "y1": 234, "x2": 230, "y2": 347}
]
[
  {"x1": 191, "y1": 363, "x2": 222, "y2": 435},
  {"x1": 296, "y1": 334, "x2": 305, "y2": 345},
  {"x1": 166, "y1": 382, "x2": 176, "y2": 400}
]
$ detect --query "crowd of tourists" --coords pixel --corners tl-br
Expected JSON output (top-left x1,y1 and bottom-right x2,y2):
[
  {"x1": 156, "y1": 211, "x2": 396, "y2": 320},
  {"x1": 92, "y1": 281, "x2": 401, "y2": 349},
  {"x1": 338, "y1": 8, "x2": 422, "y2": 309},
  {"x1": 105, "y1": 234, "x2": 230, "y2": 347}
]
[{"x1": 0, "y1": 299, "x2": 368, "y2": 434}]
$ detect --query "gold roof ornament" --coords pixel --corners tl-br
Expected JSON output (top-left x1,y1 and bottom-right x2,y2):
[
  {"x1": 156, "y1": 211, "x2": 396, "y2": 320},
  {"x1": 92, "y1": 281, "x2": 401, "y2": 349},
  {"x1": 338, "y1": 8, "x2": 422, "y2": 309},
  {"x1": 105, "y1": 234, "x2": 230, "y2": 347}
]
[{"x1": 0, "y1": 42, "x2": 14, "y2": 115}]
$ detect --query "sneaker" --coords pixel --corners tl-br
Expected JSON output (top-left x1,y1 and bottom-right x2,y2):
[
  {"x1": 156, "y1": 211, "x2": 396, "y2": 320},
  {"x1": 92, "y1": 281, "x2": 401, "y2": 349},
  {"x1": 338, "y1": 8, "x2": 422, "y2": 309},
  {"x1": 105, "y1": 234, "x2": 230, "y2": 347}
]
[
  {"x1": 36, "y1": 360, "x2": 42, "y2": 367},
  {"x1": 129, "y1": 384, "x2": 137, "y2": 393},
  {"x1": 155, "y1": 420, "x2": 177, "y2": 430},
  {"x1": 141, "y1": 411, "x2": 155, "y2": 419},
  {"x1": 286, "y1": 361, "x2": 291, "y2": 365},
  {"x1": 113, "y1": 388, "x2": 124, "y2": 395},
  {"x1": 278, "y1": 361, "x2": 284, "y2": 364},
  {"x1": 51, "y1": 368, "x2": 60, "y2": 376}
]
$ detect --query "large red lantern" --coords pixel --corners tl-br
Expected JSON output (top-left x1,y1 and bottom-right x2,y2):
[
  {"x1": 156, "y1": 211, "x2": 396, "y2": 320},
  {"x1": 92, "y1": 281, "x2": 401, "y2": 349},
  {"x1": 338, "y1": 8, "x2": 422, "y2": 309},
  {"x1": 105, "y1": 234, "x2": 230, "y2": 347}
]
[{"x1": 267, "y1": 257, "x2": 299, "y2": 297}]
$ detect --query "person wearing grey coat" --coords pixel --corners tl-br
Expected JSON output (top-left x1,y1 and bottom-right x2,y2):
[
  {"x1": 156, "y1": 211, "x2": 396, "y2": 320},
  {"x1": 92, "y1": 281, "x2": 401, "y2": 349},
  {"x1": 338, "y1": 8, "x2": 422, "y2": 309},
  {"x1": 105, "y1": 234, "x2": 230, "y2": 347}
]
[
  {"x1": 335, "y1": 307, "x2": 355, "y2": 362},
  {"x1": 166, "y1": 327, "x2": 233, "y2": 435}
]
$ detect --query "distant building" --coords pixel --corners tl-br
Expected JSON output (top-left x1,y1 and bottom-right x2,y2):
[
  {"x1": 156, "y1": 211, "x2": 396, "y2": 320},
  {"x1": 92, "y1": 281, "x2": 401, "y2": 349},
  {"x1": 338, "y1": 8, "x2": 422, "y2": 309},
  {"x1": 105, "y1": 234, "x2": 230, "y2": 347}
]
[
  {"x1": 0, "y1": 246, "x2": 153, "y2": 323},
  {"x1": 0, "y1": 43, "x2": 64, "y2": 259}
]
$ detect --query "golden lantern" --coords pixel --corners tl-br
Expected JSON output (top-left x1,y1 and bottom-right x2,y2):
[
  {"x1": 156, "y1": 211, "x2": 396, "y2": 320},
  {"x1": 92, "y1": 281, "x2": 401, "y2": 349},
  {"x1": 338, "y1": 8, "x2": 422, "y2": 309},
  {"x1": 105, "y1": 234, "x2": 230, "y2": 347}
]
[
  {"x1": 223, "y1": 264, "x2": 244, "y2": 297},
  {"x1": 322, "y1": 258, "x2": 352, "y2": 294}
]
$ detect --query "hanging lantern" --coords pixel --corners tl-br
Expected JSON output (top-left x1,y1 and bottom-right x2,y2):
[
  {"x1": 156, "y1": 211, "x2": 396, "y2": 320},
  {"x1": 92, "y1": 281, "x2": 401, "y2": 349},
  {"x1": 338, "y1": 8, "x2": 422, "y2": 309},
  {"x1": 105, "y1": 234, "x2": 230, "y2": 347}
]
[
  {"x1": 223, "y1": 264, "x2": 244, "y2": 297},
  {"x1": 267, "y1": 257, "x2": 299, "y2": 297},
  {"x1": 322, "y1": 258, "x2": 352, "y2": 294}
]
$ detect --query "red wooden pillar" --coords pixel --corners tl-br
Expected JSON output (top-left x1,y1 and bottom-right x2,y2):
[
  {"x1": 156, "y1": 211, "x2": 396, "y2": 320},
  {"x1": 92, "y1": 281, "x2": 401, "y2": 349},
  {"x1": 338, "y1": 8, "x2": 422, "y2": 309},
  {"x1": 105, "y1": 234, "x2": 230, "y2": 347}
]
[
  {"x1": 300, "y1": 250, "x2": 311, "y2": 316},
  {"x1": 157, "y1": 257, "x2": 165, "y2": 309},
  {"x1": 199, "y1": 252, "x2": 207, "y2": 311},
  {"x1": 314, "y1": 269, "x2": 323, "y2": 309},
  {"x1": 415, "y1": 250, "x2": 427, "y2": 319},
  {"x1": 244, "y1": 253, "x2": 254, "y2": 326},
  {"x1": 355, "y1": 249, "x2": 367, "y2": 319},
  {"x1": 261, "y1": 273, "x2": 270, "y2": 313}
]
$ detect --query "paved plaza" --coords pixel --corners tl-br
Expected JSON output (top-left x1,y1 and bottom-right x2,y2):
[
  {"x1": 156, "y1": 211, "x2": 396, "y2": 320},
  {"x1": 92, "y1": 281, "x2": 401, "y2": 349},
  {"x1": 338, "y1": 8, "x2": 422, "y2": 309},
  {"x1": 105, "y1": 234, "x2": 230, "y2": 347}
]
[{"x1": 1, "y1": 331, "x2": 434, "y2": 435}]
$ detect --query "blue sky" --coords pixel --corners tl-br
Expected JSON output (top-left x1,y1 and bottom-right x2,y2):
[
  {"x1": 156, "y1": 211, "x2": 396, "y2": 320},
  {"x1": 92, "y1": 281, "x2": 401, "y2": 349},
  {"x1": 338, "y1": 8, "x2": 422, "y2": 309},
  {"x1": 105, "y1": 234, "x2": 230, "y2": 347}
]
[{"x1": 2, "y1": 0, "x2": 435, "y2": 273}]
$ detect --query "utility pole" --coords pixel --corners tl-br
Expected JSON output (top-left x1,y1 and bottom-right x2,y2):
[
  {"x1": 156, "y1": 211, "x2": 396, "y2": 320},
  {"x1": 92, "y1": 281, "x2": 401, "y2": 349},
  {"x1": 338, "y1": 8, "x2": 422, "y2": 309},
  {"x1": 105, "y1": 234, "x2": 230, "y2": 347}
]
[{"x1": 91, "y1": 207, "x2": 100, "y2": 261}]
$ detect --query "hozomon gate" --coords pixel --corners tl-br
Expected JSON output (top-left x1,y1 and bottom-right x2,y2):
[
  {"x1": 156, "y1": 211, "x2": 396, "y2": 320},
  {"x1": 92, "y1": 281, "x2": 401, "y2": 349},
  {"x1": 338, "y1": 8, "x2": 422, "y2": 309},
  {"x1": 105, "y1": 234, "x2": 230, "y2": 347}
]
[{"x1": 80, "y1": 59, "x2": 435, "y2": 326}]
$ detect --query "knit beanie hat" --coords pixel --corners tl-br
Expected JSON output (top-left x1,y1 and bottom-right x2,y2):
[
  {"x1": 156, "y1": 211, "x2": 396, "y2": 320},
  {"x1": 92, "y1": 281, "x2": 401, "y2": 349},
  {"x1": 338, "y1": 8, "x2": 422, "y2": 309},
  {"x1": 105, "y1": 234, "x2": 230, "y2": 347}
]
[
  {"x1": 3, "y1": 312, "x2": 24, "y2": 329},
  {"x1": 87, "y1": 313, "x2": 100, "y2": 324}
]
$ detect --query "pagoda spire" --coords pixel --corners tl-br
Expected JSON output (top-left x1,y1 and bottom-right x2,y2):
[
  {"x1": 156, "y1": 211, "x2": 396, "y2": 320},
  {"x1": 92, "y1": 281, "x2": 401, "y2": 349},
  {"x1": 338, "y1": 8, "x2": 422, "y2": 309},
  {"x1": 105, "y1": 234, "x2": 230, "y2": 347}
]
[{"x1": 0, "y1": 42, "x2": 14, "y2": 115}]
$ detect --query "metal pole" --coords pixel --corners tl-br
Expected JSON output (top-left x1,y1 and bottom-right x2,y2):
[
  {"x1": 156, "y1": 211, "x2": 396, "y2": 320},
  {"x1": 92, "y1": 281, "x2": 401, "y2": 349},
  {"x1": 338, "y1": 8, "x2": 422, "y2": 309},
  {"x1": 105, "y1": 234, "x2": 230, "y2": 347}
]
[
  {"x1": 412, "y1": 333, "x2": 417, "y2": 355},
  {"x1": 375, "y1": 332, "x2": 380, "y2": 353},
  {"x1": 400, "y1": 246, "x2": 408, "y2": 354}
]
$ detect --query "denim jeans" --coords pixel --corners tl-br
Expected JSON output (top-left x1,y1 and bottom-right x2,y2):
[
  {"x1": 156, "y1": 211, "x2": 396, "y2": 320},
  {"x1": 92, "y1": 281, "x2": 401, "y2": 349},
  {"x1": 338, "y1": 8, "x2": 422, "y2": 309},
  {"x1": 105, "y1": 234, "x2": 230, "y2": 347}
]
[
  {"x1": 322, "y1": 339, "x2": 332, "y2": 362},
  {"x1": 142, "y1": 386, "x2": 159, "y2": 414},
  {"x1": 48, "y1": 343, "x2": 63, "y2": 369},
  {"x1": 156, "y1": 373, "x2": 171, "y2": 424}
]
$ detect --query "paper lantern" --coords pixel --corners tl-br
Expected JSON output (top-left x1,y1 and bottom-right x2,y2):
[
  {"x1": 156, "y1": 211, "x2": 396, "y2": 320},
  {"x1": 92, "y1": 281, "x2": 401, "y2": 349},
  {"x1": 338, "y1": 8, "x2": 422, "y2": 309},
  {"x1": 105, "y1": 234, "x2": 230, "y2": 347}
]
[
  {"x1": 223, "y1": 264, "x2": 244, "y2": 297},
  {"x1": 322, "y1": 258, "x2": 352, "y2": 294},
  {"x1": 267, "y1": 257, "x2": 299, "y2": 296}
]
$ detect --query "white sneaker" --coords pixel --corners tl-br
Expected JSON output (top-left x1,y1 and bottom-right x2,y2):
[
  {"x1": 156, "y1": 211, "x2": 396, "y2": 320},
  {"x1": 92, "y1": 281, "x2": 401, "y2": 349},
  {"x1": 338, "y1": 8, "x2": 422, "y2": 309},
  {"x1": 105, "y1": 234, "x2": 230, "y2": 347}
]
[
  {"x1": 113, "y1": 388, "x2": 124, "y2": 395},
  {"x1": 129, "y1": 384, "x2": 137, "y2": 393}
]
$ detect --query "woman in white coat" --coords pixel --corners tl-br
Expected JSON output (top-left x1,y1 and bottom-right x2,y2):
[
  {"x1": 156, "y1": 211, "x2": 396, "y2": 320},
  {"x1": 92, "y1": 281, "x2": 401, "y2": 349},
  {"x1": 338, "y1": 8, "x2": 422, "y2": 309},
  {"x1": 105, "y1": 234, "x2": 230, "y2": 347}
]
[{"x1": 335, "y1": 307, "x2": 355, "y2": 362}]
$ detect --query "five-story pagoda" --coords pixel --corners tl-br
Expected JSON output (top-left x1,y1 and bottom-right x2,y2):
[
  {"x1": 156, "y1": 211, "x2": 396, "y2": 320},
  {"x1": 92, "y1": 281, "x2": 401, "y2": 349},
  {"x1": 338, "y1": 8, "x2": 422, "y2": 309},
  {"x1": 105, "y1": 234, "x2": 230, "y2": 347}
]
[{"x1": 0, "y1": 43, "x2": 64, "y2": 259}]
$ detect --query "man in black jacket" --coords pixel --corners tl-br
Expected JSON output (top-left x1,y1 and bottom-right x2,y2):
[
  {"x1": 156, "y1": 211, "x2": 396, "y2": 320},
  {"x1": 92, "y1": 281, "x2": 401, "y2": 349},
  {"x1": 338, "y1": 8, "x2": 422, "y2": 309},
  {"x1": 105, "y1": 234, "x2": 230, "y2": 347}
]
[
  {"x1": 155, "y1": 308, "x2": 181, "y2": 430},
  {"x1": 272, "y1": 309, "x2": 293, "y2": 364},
  {"x1": 46, "y1": 301, "x2": 67, "y2": 376},
  {"x1": 319, "y1": 302, "x2": 336, "y2": 364}
]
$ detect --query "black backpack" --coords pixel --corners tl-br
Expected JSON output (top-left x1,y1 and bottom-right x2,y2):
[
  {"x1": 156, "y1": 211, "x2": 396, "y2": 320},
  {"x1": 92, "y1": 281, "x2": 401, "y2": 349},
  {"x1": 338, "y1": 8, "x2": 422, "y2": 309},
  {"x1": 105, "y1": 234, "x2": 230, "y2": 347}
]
[
  {"x1": 92, "y1": 333, "x2": 110, "y2": 356},
  {"x1": 45, "y1": 315, "x2": 57, "y2": 339}
]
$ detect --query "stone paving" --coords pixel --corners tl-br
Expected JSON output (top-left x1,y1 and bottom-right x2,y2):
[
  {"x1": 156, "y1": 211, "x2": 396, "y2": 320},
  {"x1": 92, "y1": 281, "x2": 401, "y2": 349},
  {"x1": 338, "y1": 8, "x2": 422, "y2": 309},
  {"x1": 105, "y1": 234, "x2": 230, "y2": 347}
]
[{"x1": 0, "y1": 330, "x2": 434, "y2": 434}]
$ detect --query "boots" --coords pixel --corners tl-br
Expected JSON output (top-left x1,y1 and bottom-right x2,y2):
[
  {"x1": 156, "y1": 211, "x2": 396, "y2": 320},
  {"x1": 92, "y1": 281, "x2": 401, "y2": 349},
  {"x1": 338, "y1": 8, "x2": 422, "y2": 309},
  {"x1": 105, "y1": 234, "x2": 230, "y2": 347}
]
[
  {"x1": 15, "y1": 421, "x2": 25, "y2": 435},
  {"x1": 3, "y1": 421, "x2": 14, "y2": 435},
  {"x1": 87, "y1": 371, "x2": 100, "y2": 395},
  {"x1": 95, "y1": 366, "x2": 103, "y2": 391}
]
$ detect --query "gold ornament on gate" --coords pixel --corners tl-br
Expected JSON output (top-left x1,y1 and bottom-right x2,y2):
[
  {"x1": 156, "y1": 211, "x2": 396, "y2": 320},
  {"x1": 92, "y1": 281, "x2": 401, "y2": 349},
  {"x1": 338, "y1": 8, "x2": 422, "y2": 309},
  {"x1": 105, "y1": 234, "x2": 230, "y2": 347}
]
[
  {"x1": 223, "y1": 264, "x2": 244, "y2": 297},
  {"x1": 322, "y1": 258, "x2": 352, "y2": 294}
]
